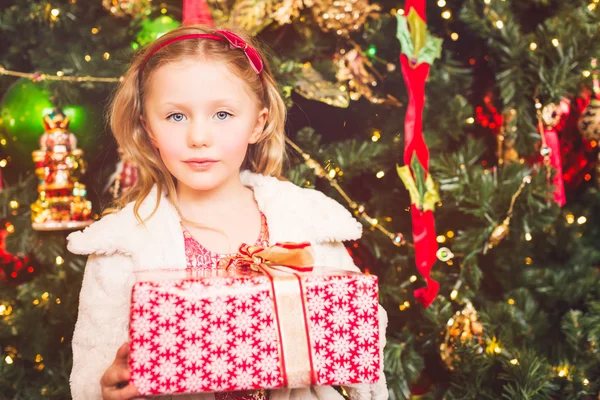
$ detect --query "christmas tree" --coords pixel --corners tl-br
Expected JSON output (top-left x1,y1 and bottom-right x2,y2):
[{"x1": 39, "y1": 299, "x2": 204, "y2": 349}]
[{"x1": 1, "y1": 0, "x2": 599, "y2": 399}]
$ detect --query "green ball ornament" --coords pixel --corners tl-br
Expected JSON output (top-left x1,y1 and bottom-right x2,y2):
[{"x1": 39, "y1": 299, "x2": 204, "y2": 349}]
[
  {"x1": 0, "y1": 78, "x2": 54, "y2": 153},
  {"x1": 135, "y1": 15, "x2": 180, "y2": 47}
]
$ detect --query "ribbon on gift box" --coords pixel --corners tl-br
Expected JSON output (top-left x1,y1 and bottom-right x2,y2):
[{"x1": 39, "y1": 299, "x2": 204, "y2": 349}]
[{"x1": 219, "y1": 241, "x2": 318, "y2": 388}]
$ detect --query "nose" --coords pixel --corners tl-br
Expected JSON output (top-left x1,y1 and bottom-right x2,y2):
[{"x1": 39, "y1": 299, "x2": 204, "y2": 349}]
[{"x1": 187, "y1": 120, "x2": 212, "y2": 148}]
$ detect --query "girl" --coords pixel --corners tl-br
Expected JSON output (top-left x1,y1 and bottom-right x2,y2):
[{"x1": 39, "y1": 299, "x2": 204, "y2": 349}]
[{"x1": 68, "y1": 25, "x2": 388, "y2": 400}]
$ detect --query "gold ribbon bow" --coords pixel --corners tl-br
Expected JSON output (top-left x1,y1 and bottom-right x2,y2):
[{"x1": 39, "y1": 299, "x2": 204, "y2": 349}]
[{"x1": 218, "y1": 242, "x2": 316, "y2": 273}]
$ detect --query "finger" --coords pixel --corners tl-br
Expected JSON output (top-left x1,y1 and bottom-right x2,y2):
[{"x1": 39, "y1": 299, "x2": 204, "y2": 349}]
[
  {"x1": 101, "y1": 365, "x2": 131, "y2": 388},
  {"x1": 115, "y1": 342, "x2": 130, "y2": 364},
  {"x1": 105, "y1": 383, "x2": 140, "y2": 400}
]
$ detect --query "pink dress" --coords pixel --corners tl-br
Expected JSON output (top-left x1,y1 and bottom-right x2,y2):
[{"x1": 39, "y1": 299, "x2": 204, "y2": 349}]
[{"x1": 182, "y1": 213, "x2": 270, "y2": 400}]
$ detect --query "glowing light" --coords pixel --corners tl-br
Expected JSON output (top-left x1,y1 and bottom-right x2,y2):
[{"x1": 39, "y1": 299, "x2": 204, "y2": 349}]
[
  {"x1": 451, "y1": 32, "x2": 459, "y2": 41},
  {"x1": 376, "y1": 171, "x2": 385, "y2": 179},
  {"x1": 409, "y1": 275, "x2": 417, "y2": 283},
  {"x1": 577, "y1": 216, "x2": 587, "y2": 224},
  {"x1": 525, "y1": 232, "x2": 532, "y2": 241},
  {"x1": 552, "y1": 38, "x2": 560, "y2": 47},
  {"x1": 529, "y1": 42, "x2": 538, "y2": 51},
  {"x1": 495, "y1": 20, "x2": 504, "y2": 29},
  {"x1": 441, "y1": 10, "x2": 452, "y2": 19}
]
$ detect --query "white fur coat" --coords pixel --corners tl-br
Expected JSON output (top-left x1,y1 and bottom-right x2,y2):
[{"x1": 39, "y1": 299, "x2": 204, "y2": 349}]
[{"x1": 67, "y1": 171, "x2": 389, "y2": 400}]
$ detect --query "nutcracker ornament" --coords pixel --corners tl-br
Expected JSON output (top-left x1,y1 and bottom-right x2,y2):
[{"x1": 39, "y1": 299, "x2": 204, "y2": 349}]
[{"x1": 31, "y1": 109, "x2": 93, "y2": 231}]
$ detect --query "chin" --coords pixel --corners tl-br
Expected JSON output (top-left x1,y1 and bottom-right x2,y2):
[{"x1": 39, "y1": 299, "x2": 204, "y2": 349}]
[{"x1": 175, "y1": 171, "x2": 234, "y2": 192}]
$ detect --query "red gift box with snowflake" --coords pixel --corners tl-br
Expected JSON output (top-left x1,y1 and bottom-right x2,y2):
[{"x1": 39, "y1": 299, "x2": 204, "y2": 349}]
[{"x1": 128, "y1": 264, "x2": 381, "y2": 396}]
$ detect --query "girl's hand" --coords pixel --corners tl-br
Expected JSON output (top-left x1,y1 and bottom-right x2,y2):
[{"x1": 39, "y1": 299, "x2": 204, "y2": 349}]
[{"x1": 101, "y1": 343, "x2": 145, "y2": 400}]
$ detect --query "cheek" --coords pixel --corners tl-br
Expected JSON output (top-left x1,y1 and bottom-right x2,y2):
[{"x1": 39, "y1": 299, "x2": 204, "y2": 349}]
[{"x1": 154, "y1": 131, "x2": 184, "y2": 160}]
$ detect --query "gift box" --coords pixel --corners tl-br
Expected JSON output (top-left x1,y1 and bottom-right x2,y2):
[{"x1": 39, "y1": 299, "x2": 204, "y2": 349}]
[{"x1": 129, "y1": 244, "x2": 381, "y2": 397}]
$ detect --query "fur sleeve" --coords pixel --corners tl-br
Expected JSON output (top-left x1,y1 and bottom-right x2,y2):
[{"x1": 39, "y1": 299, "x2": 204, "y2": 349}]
[
  {"x1": 70, "y1": 253, "x2": 136, "y2": 399},
  {"x1": 316, "y1": 242, "x2": 390, "y2": 400}
]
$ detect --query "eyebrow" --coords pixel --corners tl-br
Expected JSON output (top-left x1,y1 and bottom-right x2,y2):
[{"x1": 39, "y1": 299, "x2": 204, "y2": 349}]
[{"x1": 159, "y1": 99, "x2": 242, "y2": 109}]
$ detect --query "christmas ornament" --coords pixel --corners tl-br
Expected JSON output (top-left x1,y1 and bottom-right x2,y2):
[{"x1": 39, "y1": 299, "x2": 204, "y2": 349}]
[
  {"x1": 103, "y1": 0, "x2": 152, "y2": 17},
  {"x1": 395, "y1": 1, "x2": 443, "y2": 307},
  {"x1": 484, "y1": 175, "x2": 531, "y2": 253},
  {"x1": 0, "y1": 223, "x2": 34, "y2": 284},
  {"x1": 440, "y1": 302, "x2": 484, "y2": 370},
  {"x1": 106, "y1": 148, "x2": 138, "y2": 199},
  {"x1": 578, "y1": 99, "x2": 600, "y2": 141},
  {"x1": 271, "y1": 0, "x2": 305, "y2": 26},
  {"x1": 228, "y1": 0, "x2": 273, "y2": 35},
  {"x1": 183, "y1": 0, "x2": 213, "y2": 26},
  {"x1": 335, "y1": 48, "x2": 402, "y2": 107},
  {"x1": 294, "y1": 63, "x2": 350, "y2": 108},
  {"x1": 135, "y1": 15, "x2": 181, "y2": 47},
  {"x1": 497, "y1": 108, "x2": 519, "y2": 165},
  {"x1": 31, "y1": 109, "x2": 93, "y2": 231},
  {"x1": 578, "y1": 58, "x2": 600, "y2": 142},
  {"x1": 436, "y1": 247, "x2": 454, "y2": 262},
  {"x1": 310, "y1": 0, "x2": 380, "y2": 36},
  {"x1": 0, "y1": 78, "x2": 54, "y2": 157},
  {"x1": 535, "y1": 97, "x2": 566, "y2": 206}
]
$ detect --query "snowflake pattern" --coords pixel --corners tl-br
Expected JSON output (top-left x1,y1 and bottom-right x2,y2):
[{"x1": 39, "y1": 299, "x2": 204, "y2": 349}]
[
  {"x1": 129, "y1": 218, "x2": 380, "y2": 396},
  {"x1": 303, "y1": 274, "x2": 381, "y2": 385}
]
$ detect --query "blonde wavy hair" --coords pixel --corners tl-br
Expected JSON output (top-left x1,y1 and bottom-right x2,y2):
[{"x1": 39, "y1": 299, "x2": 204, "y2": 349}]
[{"x1": 106, "y1": 24, "x2": 287, "y2": 221}]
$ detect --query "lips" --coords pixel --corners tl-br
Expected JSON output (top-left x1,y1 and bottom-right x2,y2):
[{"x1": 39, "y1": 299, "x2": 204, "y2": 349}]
[{"x1": 183, "y1": 158, "x2": 219, "y2": 169}]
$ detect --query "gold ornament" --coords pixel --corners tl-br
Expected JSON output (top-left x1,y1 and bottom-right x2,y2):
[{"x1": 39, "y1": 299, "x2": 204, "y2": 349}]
[
  {"x1": 271, "y1": 0, "x2": 305, "y2": 25},
  {"x1": 102, "y1": 0, "x2": 152, "y2": 17},
  {"x1": 488, "y1": 218, "x2": 510, "y2": 249},
  {"x1": 310, "y1": 0, "x2": 380, "y2": 36},
  {"x1": 31, "y1": 109, "x2": 93, "y2": 231},
  {"x1": 578, "y1": 99, "x2": 600, "y2": 142},
  {"x1": 541, "y1": 103, "x2": 561, "y2": 128},
  {"x1": 440, "y1": 302, "x2": 484, "y2": 370},
  {"x1": 335, "y1": 48, "x2": 402, "y2": 107},
  {"x1": 497, "y1": 108, "x2": 519, "y2": 165},
  {"x1": 294, "y1": 62, "x2": 350, "y2": 108}
]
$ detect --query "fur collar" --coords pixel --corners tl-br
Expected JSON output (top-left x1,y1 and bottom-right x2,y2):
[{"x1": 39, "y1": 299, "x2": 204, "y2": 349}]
[{"x1": 67, "y1": 171, "x2": 362, "y2": 257}]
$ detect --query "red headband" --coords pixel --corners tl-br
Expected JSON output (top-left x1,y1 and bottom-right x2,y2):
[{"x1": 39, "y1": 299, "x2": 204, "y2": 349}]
[{"x1": 138, "y1": 30, "x2": 264, "y2": 77}]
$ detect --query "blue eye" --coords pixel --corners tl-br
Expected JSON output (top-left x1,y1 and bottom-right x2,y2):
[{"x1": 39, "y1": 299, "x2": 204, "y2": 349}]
[
  {"x1": 167, "y1": 113, "x2": 186, "y2": 122},
  {"x1": 215, "y1": 111, "x2": 232, "y2": 121}
]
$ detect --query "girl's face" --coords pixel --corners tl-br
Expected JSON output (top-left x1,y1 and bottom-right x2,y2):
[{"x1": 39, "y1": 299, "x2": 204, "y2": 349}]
[{"x1": 142, "y1": 59, "x2": 268, "y2": 193}]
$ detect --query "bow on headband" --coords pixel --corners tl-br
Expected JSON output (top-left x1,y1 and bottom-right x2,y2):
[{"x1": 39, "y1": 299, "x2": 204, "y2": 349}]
[
  {"x1": 218, "y1": 242, "x2": 316, "y2": 273},
  {"x1": 139, "y1": 30, "x2": 264, "y2": 76}
]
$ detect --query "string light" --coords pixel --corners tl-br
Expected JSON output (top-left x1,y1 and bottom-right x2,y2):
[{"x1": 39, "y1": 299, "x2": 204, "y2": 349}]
[
  {"x1": 577, "y1": 216, "x2": 587, "y2": 224},
  {"x1": 441, "y1": 10, "x2": 452, "y2": 19},
  {"x1": 507, "y1": 298, "x2": 515, "y2": 305},
  {"x1": 409, "y1": 275, "x2": 417, "y2": 283},
  {"x1": 84, "y1": 55, "x2": 91, "y2": 62},
  {"x1": 510, "y1": 359, "x2": 519, "y2": 365},
  {"x1": 588, "y1": 3, "x2": 596, "y2": 10},
  {"x1": 91, "y1": 27, "x2": 99, "y2": 34},
  {"x1": 9, "y1": 200, "x2": 19, "y2": 209},
  {"x1": 446, "y1": 230, "x2": 455, "y2": 238},
  {"x1": 529, "y1": 42, "x2": 538, "y2": 51},
  {"x1": 525, "y1": 257, "x2": 533, "y2": 265},
  {"x1": 103, "y1": 52, "x2": 111, "y2": 60},
  {"x1": 50, "y1": 9, "x2": 60, "y2": 17},
  {"x1": 55, "y1": 256, "x2": 65, "y2": 265},
  {"x1": 437, "y1": 0, "x2": 446, "y2": 6},
  {"x1": 466, "y1": 117, "x2": 475, "y2": 124},
  {"x1": 437, "y1": 235, "x2": 446, "y2": 243},
  {"x1": 583, "y1": 378, "x2": 590, "y2": 385},
  {"x1": 5, "y1": 223, "x2": 14, "y2": 234},
  {"x1": 450, "y1": 32, "x2": 459, "y2": 41},
  {"x1": 557, "y1": 366, "x2": 569, "y2": 377},
  {"x1": 450, "y1": 289, "x2": 458, "y2": 300},
  {"x1": 495, "y1": 20, "x2": 504, "y2": 29},
  {"x1": 552, "y1": 38, "x2": 560, "y2": 47},
  {"x1": 566, "y1": 213, "x2": 575, "y2": 224},
  {"x1": 5, "y1": 356, "x2": 13, "y2": 365},
  {"x1": 376, "y1": 171, "x2": 385, "y2": 178},
  {"x1": 371, "y1": 130, "x2": 381, "y2": 142},
  {"x1": 0, "y1": 65, "x2": 121, "y2": 83},
  {"x1": 583, "y1": 70, "x2": 591, "y2": 77},
  {"x1": 525, "y1": 232, "x2": 532, "y2": 241}
]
